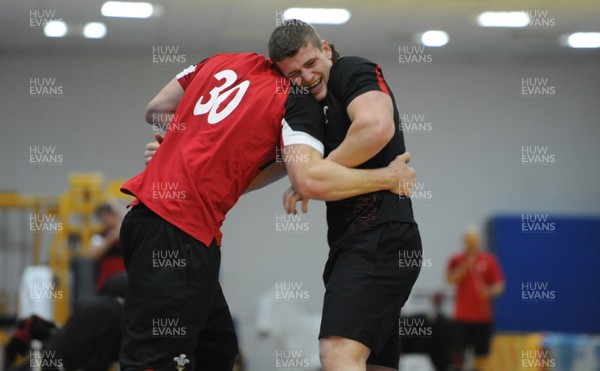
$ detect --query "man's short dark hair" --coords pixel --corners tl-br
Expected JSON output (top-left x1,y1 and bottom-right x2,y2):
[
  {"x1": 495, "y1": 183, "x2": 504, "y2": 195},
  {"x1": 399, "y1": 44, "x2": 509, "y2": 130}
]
[{"x1": 268, "y1": 19, "x2": 323, "y2": 62}]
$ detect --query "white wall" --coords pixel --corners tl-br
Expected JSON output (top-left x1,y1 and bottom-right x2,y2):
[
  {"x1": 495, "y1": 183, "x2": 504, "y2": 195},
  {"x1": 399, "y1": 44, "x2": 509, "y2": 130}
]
[{"x1": 1, "y1": 51, "x2": 599, "y2": 370}]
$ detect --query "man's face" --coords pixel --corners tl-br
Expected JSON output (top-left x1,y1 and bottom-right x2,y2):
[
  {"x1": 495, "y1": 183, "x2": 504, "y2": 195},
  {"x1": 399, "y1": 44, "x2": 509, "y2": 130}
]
[
  {"x1": 275, "y1": 40, "x2": 333, "y2": 102},
  {"x1": 464, "y1": 232, "x2": 480, "y2": 253}
]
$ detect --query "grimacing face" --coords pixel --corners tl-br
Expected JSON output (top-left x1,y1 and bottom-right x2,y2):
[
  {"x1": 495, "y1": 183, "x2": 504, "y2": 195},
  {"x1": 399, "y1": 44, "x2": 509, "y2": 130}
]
[{"x1": 275, "y1": 40, "x2": 333, "y2": 102}]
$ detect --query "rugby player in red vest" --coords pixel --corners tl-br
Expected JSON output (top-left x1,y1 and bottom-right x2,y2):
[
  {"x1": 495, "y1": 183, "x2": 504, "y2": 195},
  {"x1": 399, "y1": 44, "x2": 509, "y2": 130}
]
[{"x1": 120, "y1": 52, "x2": 415, "y2": 371}]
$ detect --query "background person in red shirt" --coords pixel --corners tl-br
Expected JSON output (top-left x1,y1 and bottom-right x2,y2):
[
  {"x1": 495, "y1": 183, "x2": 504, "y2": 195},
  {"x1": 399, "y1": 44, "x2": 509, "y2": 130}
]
[{"x1": 446, "y1": 227, "x2": 505, "y2": 371}]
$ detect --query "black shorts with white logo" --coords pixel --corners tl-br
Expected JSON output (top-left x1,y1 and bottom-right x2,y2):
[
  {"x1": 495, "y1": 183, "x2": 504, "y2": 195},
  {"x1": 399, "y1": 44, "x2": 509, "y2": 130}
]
[
  {"x1": 119, "y1": 203, "x2": 237, "y2": 371},
  {"x1": 319, "y1": 222, "x2": 422, "y2": 369}
]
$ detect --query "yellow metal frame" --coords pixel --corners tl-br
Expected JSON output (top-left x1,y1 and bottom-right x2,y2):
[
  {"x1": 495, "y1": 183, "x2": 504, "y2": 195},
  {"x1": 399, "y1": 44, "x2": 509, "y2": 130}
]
[
  {"x1": 50, "y1": 174, "x2": 132, "y2": 324},
  {"x1": 0, "y1": 175, "x2": 132, "y2": 325}
]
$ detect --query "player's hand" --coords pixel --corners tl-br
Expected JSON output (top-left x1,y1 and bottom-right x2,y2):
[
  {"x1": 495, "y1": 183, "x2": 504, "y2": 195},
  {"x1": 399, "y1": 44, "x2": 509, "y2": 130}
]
[
  {"x1": 144, "y1": 132, "x2": 164, "y2": 165},
  {"x1": 283, "y1": 185, "x2": 309, "y2": 215},
  {"x1": 387, "y1": 152, "x2": 416, "y2": 196},
  {"x1": 480, "y1": 288, "x2": 492, "y2": 299}
]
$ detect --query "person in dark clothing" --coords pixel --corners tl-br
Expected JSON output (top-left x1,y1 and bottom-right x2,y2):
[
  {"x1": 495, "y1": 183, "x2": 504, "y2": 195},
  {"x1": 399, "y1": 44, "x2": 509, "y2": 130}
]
[
  {"x1": 268, "y1": 20, "x2": 421, "y2": 371},
  {"x1": 399, "y1": 293, "x2": 465, "y2": 371},
  {"x1": 4, "y1": 273, "x2": 126, "y2": 371}
]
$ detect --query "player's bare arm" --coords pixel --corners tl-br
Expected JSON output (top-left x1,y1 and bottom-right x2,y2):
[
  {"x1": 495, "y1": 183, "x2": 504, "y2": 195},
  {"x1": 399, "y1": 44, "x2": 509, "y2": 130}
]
[
  {"x1": 143, "y1": 132, "x2": 164, "y2": 165},
  {"x1": 326, "y1": 90, "x2": 396, "y2": 168},
  {"x1": 145, "y1": 139, "x2": 413, "y2": 213},
  {"x1": 244, "y1": 162, "x2": 287, "y2": 194},
  {"x1": 142, "y1": 76, "x2": 185, "y2": 163},
  {"x1": 283, "y1": 144, "x2": 414, "y2": 214},
  {"x1": 145, "y1": 77, "x2": 185, "y2": 127}
]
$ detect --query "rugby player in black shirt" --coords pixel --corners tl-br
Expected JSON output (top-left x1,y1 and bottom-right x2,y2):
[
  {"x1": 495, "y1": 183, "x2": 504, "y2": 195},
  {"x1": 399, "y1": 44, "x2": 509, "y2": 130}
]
[{"x1": 269, "y1": 20, "x2": 422, "y2": 371}]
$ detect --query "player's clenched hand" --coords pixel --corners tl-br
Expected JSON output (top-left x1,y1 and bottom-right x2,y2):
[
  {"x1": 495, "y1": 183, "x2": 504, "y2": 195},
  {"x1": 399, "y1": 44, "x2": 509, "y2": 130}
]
[
  {"x1": 144, "y1": 132, "x2": 164, "y2": 165},
  {"x1": 283, "y1": 185, "x2": 309, "y2": 215},
  {"x1": 387, "y1": 152, "x2": 416, "y2": 197}
]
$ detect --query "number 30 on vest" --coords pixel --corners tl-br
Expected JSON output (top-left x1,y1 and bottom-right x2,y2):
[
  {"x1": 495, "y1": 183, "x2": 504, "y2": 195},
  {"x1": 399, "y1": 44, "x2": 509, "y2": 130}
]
[{"x1": 194, "y1": 69, "x2": 250, "y2": 124}]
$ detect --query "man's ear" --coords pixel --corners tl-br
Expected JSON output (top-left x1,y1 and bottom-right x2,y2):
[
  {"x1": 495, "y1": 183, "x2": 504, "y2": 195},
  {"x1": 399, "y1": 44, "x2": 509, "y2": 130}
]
[{"x1": 322, "y1": 40, "x2": 332, "y2": 59}]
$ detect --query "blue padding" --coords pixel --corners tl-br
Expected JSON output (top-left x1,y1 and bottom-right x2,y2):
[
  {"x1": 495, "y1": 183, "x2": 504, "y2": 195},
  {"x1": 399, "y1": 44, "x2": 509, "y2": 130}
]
[{"x1": 488, "y1": 215, "x2": 600, "y2": 333}]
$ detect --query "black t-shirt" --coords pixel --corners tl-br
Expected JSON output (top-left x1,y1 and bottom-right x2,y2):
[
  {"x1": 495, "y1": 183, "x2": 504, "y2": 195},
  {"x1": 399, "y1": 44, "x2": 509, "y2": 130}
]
[
  {"x1": 281, "y1": 88, "x2": 326, "y2": 156},
  {"x1": 323, "y1": 56, "x2": 415, "y2": 247}
]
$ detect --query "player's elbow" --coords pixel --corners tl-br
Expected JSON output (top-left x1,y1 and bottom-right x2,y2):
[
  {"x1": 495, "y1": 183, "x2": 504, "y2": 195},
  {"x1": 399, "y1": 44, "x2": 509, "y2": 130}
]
[
  {"x1": 293, "y1": 178, "x2": 327, "y2": 200},
  {"x1": 145, "y1": 101, "x2": 159, "y2": 124},
  {"x1": 291, "y1": 165, "x2": 332, "y2": 199},
  {"x1": 379, "y1": 118, "x2": 396, "y2": 144},
  {"x1": 368, "y1": 117, "x2": 395, "y2": 148}
]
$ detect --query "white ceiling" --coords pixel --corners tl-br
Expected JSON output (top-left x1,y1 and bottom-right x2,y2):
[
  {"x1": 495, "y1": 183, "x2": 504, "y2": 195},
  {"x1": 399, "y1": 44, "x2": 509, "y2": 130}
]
[{"x1": 1, "y1": 0, "x2": 599, "y2": 58}]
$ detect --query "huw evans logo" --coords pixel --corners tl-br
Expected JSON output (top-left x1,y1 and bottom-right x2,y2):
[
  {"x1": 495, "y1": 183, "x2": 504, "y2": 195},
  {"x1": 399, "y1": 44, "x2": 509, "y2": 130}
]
[
  {"x1": 152, "y1": 250, "x2": 187, "y2": 269},
  {"x1": 276, "y1": 146, "x2": 309, "y2": 164},
  {"x1": 399, "y1": 317, "x2": 433, "y2": 338},
  {"x1": 399, "y1": 250, "x2": 432, "y2": 269},
  {"x1": 29, "y1": 282, "x2": 63, "y2": 300},
  {"x1": 521, "y1": 145, "x2": 556, "y2": 165},
  {"x1": 152, "y1": 318, "x2": 187, "y2": 338},
  {"x1": 275, "y1": 77, "x2": 310, "y2": 95},
  {"x1": 29, "y1": 77, "x2": 63, "y2": 97},
  {"x1": 151, "y1": 113, "x2": 187, "y2": 133},
  {"x1": 521, "y1": 349, "x2": 556, "y2": 369},
  {"x1": 521, "y1": 213, "x2": 556, "y2": 234},
  {"x1": 398, "y1": 45, "x2": 432, "y2": 65},
  {"x1": 524, "y1": 10, "x2": 556, "y2": 30},
  {"x1": 29, "y1": 10, "x2": 62, "y2": 29},
  {"x1": 275, "y1": 349, "x2": 310, "y2": 368},
  {"x1": 152, "y1": 45, "x2": 187, "y2": 65},
  {"x1": 521, "y1": 281, "x2": 556, "y2": 302},
  {"x1": 29, "y1": 145, "x2": 63, "y2": 164},
  {"x1": 29, "y1": 213, "x2": 63, "y2": 232},
  {"x1": 275, "y1": 281, "x2": 309, "y2": 301},
  {"x1": 152, "y1": 181, "x2": 187, "y2": 200},
  {"x1": 399, "y1": 113, "x2": 432, "y2": 133},
  {"x1": 29, "y1": 350, "x2": 63, "y2": 368},
  {"x1": 400, "y1": 181, "x2": 432, "y2": 201},
  {"x1": 275, "y1": 213, "x2": 309, "y2": 233},
  {"x1": 521, "y1": 77, "x2": 556, "y2": 97}
]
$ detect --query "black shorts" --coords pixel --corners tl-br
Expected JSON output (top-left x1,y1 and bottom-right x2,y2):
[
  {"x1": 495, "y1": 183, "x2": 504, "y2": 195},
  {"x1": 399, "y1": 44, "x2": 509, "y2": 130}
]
[
  {"x1": 119, "y1": 204, "x2": 238, "y2": 371},
  {"x1": 319, "y1": 222, "x2": 422, "y2": 369},
  {"x1": 456, "y1": 321, "x2": 493, "y2": 356}
]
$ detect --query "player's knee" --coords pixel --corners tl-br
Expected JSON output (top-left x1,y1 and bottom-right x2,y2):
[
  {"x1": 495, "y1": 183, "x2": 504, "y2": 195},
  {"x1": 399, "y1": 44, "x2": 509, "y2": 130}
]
[{"x1": 320, "y1": 336, "x2": 368, "y2": 369}]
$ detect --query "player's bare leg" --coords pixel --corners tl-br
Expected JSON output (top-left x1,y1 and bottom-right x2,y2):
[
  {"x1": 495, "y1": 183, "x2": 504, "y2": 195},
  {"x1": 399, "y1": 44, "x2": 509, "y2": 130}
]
[{"x1": 320, "y1": 336, "x2": 370, "y2": 371}]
